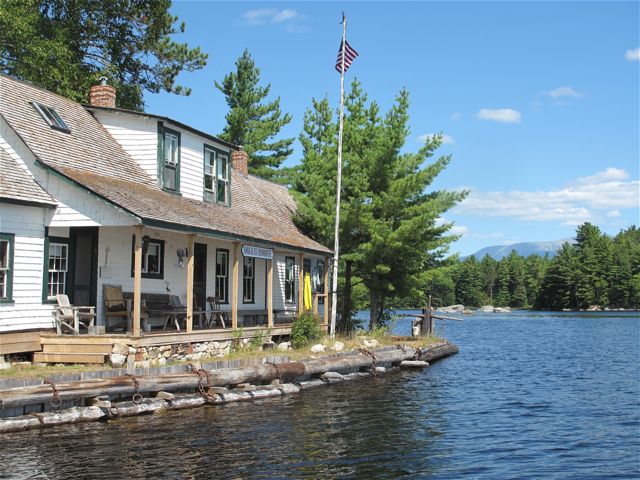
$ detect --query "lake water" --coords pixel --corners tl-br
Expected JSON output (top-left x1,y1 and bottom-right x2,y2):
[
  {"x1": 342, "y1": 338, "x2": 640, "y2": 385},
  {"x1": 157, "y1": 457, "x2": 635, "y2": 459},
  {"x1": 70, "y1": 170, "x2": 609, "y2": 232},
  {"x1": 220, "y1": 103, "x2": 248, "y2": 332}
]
[{"x1": 0, "y1": 311, "x2": 638, "y2": 479}]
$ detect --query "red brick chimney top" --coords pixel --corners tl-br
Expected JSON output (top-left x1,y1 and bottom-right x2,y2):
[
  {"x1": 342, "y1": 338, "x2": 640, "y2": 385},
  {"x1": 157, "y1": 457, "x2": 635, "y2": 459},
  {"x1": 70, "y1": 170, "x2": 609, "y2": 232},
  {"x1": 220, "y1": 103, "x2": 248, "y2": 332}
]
[
  {"x1": 89, "y1": 77, "x2": 116, "y2": 108},
  {"x1": 231, "y1": 147, "x2": 249, "y2": 176}
]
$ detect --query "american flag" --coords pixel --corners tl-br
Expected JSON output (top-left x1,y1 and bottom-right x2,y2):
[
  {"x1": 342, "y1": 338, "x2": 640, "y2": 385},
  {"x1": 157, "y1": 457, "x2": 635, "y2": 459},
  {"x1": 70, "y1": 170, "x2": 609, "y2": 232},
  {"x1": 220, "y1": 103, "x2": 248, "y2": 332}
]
[{"x1": 335, "y1": 40, "x2": 358, "y2": 73}]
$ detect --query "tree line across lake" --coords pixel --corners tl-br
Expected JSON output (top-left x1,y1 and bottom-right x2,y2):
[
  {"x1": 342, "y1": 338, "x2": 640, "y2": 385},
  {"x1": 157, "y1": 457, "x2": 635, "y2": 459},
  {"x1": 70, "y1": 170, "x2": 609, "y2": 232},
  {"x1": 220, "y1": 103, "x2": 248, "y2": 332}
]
[{"x1": 420, "y1": 223, "x2": 640, "y2": 311}]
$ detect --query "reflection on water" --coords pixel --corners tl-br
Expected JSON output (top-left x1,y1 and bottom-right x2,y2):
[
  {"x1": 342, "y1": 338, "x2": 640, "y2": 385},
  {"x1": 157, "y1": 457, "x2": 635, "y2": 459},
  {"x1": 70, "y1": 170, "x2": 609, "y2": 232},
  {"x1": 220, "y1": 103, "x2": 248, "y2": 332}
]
[{"x1": 0, "y1": 311, "x2": 638, "y2": 479}]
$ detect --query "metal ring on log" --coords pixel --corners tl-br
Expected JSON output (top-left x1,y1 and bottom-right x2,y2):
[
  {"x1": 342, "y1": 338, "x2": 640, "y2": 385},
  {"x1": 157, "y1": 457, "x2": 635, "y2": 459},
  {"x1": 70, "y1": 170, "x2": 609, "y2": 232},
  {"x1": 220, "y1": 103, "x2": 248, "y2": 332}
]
[
  {"x1": 356, "y1": 348, "x2": 377, "y2": 376},
  {"x1": 125, "y1": 374, "x2": 143, "y2": 404},
  {"x1": 43, "y1": 379, "x2": 62, "y2": 410}
]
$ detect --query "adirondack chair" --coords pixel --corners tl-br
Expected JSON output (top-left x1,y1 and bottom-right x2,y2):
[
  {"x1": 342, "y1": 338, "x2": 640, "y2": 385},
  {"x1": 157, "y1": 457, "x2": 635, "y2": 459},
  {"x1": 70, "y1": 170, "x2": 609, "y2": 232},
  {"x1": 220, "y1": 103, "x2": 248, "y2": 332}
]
[
  {"x1": 54, "y1": 294, "x2": 96, "y2": 335},
  {"x1": 207, "y1": 296, "x2": 226, "y2": 329}
]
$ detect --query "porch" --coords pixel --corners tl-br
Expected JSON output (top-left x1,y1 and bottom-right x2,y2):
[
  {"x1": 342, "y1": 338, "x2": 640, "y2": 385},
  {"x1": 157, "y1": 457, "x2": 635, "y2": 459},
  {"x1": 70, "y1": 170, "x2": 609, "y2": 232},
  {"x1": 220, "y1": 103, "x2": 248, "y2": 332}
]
[{"x1": 38, "y1": 224, "x2": 330, "y2": 364}]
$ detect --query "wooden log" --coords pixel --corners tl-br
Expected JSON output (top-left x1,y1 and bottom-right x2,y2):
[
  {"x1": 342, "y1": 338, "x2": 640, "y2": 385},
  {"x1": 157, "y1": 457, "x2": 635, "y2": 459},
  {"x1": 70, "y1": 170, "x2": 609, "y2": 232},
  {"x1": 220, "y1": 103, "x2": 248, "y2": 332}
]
[
  {"x1": 400, "y1": 360, "x2": 429, "y2": 368},
  {"x1": 416, "y1": 342, "x2": 459, "y2": 363},
  {"x1": 0, "y1": 346, "x2": 432, "y2": 412}
]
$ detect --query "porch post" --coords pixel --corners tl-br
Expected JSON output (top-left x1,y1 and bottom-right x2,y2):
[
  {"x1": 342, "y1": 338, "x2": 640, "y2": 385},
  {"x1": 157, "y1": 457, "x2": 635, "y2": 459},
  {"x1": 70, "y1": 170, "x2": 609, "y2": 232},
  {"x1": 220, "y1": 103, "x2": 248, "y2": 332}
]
[
  {"x1": 298, "y1": 253, "x2": 304, "y2": 314},
  {"x1": 324, "y1": 256, "x2": 330, "y2": 326},
  {"x1": 231, "y1": 242, "x2": 240, "y2": 330},
  {"x1": 186, "y1": 234, "x2": 195, "y2": 333},
  {"x1": 132, "y1": 225, "x2": 143, "y2": 337},
  {"x1": 267, "y1": 258, "x2": 273, "y2": 328}
]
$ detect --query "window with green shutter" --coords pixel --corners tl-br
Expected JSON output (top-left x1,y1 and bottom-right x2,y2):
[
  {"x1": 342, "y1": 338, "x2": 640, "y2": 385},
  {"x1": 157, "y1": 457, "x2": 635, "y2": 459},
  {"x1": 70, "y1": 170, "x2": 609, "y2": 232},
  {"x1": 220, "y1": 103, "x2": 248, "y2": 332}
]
[{"x1": 0, "y1": 233, "x2": 15, "y2": 303}]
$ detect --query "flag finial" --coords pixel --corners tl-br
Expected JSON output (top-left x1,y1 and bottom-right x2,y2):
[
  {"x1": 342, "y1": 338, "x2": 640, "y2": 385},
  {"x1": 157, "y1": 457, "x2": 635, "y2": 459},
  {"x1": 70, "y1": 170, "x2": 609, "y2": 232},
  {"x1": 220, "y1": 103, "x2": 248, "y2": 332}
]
[{"x1": 340, "y1": 11, "x2": 345, "y2": 24}]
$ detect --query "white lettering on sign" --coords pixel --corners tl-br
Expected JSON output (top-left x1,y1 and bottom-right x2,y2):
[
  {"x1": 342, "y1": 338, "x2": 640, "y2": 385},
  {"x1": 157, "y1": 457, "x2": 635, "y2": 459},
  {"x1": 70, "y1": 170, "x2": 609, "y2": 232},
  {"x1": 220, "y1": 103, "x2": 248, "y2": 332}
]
[{"x1": 242, "y1": 245, "x2": 273, "y2": 260}]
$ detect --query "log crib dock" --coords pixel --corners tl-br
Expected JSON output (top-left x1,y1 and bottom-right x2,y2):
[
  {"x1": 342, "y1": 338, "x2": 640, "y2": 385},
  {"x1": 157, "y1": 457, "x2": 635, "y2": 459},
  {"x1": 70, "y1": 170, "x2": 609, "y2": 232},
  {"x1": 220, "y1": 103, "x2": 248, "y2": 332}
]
[{"x1": 0, "y1": 342, "x2": 458, "y2": 433}]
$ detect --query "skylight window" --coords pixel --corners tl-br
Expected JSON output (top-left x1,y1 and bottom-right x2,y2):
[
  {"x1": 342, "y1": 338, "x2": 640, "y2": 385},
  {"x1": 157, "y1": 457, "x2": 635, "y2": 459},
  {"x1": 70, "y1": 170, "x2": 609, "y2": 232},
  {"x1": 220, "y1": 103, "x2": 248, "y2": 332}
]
[{"x1": 32, "y1": 102, "x2": 70, "y2": 133}]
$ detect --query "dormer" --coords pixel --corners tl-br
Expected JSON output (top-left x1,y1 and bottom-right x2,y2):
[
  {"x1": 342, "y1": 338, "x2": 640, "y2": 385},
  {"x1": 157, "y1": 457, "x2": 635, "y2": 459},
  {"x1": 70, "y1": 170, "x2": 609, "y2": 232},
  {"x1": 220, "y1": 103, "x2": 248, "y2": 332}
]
[{"x1": 86, "y1": 80, "x2": 239, "y2": 204}]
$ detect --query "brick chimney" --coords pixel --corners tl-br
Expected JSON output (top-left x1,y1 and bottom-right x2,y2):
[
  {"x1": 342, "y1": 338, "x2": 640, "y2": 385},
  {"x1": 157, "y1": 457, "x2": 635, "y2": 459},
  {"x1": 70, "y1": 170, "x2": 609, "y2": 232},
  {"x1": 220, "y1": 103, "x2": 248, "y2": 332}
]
[
  {"x1": 89, "y1": 77, "x2": 116, "y2": 108},
  {"x1": 231, "y1": 147, "x2": 249, "y2": 176}
]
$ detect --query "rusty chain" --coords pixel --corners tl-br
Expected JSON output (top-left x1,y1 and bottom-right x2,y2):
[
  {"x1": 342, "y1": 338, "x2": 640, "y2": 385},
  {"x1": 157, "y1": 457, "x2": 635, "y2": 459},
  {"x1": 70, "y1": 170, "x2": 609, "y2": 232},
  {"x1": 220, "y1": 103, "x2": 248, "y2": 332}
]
[
  {"x1": 43, "y1": 378, "x2": 62, "y2": 409},
  {"x1": 125, "y1": 374, "x2": 143, "y2": 404},
  {"x1": 266, "y1": 361, "x2": 282, "y2": 382},
  {"x1": 188, "y1": 363, "x2": 216, "y2": 402},
  {"x1": 357, "y1": 347, "x2": 378, "y2": 376}
]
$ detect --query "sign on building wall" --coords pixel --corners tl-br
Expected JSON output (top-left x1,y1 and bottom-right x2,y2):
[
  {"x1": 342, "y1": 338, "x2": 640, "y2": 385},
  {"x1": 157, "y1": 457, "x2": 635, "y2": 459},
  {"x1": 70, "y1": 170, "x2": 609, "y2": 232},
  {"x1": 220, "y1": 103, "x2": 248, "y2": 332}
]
[{"x1": 242, "y1": 245, "x2": 273, "y2": 260}]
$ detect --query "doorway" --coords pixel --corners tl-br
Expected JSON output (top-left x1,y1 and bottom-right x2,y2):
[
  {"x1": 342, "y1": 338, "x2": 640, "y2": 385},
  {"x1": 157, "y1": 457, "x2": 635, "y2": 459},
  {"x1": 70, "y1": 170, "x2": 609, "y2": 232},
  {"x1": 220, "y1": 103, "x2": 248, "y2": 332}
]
[
  {"x1": 194, "y1": 243, "x2": 207, "y2": 311},
  {"x1": 69, "y1": 227, "x2": 99, "y2": 307}
]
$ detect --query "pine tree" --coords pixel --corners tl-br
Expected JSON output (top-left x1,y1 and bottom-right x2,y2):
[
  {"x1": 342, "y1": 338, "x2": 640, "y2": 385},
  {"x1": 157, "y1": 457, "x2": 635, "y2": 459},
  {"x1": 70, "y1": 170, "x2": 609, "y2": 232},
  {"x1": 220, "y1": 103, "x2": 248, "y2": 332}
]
[
  {"x1": 494, "y1": 259, "x2": 511, "y2": 307},
  {"x1": 292, "y1": 80, "x2": 466, "y2": 330},
  {"x1": 479, "y1": 254, "x2": 498, "y2": 303},
  {"x1": 215, "y1": 49, "x2": 293, "y2": 179},
  {"x1": 0, "y1": 0, "x2": 207, "y2": 110},
  {"x1": 454, "y1": 256, "x2": 484, "y2": 307}
]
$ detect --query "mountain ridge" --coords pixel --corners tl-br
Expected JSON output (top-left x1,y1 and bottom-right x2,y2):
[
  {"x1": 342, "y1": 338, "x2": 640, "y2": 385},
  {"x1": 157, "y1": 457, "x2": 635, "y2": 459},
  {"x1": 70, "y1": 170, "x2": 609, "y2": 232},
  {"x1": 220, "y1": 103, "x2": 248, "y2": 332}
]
[{"x1": 468, "y1": 238, "x2": 574, "y2": 260}]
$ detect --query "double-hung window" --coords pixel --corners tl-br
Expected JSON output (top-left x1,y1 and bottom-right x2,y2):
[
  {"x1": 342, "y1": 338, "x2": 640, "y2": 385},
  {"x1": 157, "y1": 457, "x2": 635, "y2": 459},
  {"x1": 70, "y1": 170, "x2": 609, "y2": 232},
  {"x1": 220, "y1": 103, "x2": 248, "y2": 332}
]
[
  {"x1": 45, "y1": 240, "x2": 69, "y2": 301},
  {"x1": 0, "y1": 233, "x2": 15, "y2": 302},
  {"x1": 243, "y1": 256, "x2": 255, "y2": 303},
  {"x1": 163, "y1": 130, "x2": 180, "y2": 192},
  {"x1": 216, "y1": 249, "x2": 229, "y2": 303},
  {"x1": 285, "y1": 256, "x2": 295, "y2": 304},
  {"x1": 203, "y1": 146, "x2": 230, "y2": 205},
  {"x1": 130, "y1": 236, "x2": 164, "y2": 279}
]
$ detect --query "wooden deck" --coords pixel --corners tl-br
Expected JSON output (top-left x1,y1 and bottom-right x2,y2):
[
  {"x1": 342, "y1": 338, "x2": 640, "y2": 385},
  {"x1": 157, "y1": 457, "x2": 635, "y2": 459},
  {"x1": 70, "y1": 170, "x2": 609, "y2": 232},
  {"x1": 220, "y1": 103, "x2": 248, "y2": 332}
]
[{"x1": 35, "y1": 325, "x2": 297, "y2": 364}]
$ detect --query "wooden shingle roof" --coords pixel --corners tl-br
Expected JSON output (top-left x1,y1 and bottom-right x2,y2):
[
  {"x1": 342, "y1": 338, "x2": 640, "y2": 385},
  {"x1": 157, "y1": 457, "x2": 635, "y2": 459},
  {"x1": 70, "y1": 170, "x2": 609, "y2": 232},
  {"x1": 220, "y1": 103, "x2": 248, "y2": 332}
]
[
  {"x1": 0, "y1": 75, "x2": 330, "y2": 254},
  {"x1": 0, "y1": 149, "x2": 56, "y2": 207}
]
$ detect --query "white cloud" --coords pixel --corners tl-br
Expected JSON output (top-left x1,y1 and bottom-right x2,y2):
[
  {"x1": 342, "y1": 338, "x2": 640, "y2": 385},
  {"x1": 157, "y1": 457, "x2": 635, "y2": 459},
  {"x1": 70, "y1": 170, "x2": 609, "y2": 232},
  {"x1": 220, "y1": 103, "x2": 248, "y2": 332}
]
[
  {"x1": 450, "y1": 225, "x2": 469, "y2": 236},
  {"x1": 545, "y1": 86, "x2": 584, "y2": 99},
  {"x1": 453, "y1": 167, "x2": 639, "y2": 225},
  {"x1": 477, "y1": 108, "x2": 521, "y2": 124},
  {"x1": 450, "y1": 112, "x2": 461, "y2": 120},
  {"x1": 625, "y1": 48, "x2": 640, "y2": 62},
  {"x1": 418, "y1": 133, "x2": 455, "y2": 145},
  {"x1": 239, "y1": 9, "x2": 305, "y2": 29},
  {"x1": 607, "y1": 210, "x2": 621, "y2": 218}
]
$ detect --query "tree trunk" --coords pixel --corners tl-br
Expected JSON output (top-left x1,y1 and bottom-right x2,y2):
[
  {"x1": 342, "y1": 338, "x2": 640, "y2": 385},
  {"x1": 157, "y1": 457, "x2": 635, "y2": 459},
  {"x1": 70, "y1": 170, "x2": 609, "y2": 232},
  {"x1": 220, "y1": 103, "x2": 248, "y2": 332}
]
[
  {"x1": 369, "y1": 294, "x2": 377, "y2": 331},
  {"x1": 338, "y1": 260, "x2": 353, "y2": 331}
]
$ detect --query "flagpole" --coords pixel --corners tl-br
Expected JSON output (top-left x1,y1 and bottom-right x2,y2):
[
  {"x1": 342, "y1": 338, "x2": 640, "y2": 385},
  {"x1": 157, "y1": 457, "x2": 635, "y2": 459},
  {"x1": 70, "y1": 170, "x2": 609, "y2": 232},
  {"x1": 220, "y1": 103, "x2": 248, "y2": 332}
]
[{"x1": 330, "y1": 13, "x2": 347, "y2": 339}]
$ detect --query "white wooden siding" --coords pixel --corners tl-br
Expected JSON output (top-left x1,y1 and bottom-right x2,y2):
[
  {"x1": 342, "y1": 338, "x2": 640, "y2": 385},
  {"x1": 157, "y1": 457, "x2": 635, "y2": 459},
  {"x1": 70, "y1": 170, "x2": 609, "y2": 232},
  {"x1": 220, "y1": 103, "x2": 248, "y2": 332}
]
[
  {"x1": 92, "y1": 111, "x2": 159, "y2": 181},
  {"x1": 91, "y1": 112, "x2": 232, "y2": 202},
  {"x1": 1, "y1": 117, "x2": 135, "y2": 228},
  {"x1": 0, "y1": 205, "x2": 56, "y2": 332}
]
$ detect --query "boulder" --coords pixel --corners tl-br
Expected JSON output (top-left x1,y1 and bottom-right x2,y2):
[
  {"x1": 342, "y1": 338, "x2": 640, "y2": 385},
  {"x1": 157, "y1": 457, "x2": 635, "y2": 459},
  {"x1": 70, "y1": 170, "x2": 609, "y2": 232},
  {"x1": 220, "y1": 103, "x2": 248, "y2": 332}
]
[
  {"x1": 109, "y1": 353, "x2": 127, "y2": 368},
  {"x1": 277, "y1": 342, "x2": 291, "y2": 352},
  {"x1": 363, "y1": 339, "x2": 379, "y2": 348},
  {"x1": 493, "y1": 307, "x2": 511, "y2": 313},
  {"x1": 111, "y1": 343, "x2": 130, "y2": 356},
  {"x1": 310, "y1": 344, "x2": 326, "y2": 353},
  {"x1": 331, "y1": 341, "x2": 345, "y2": 352},
  {"x1": 438, "y1": 304, "x2": 465, "y2": 313},
  {"x1": 478, "y1": 305, "x2": 495, "y2": 312}
]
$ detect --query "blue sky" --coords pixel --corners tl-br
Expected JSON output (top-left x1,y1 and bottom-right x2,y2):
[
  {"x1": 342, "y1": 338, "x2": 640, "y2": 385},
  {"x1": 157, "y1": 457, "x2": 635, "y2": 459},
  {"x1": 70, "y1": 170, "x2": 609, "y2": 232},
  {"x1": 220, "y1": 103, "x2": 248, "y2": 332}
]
[{"x1": 146, "y1": 1, "x2": 640, "y2": 255}]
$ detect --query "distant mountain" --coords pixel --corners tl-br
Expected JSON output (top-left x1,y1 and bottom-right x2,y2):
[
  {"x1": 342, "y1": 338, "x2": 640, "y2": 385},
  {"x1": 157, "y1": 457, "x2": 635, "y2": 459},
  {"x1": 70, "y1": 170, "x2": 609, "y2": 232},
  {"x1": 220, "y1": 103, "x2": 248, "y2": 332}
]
[{"x1": 469, "y1": 239, "x2": 574, "y2": 260}]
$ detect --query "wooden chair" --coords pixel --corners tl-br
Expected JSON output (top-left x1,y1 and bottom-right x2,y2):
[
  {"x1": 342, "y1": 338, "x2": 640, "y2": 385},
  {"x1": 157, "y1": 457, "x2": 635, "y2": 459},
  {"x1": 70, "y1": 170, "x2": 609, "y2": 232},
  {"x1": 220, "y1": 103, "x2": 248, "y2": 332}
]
[
  {"x1": 104, "y1": 285, "x2": 151, "y2": 333},
  {"x1": 103, "y1": 284, "x2": 130, "y2": 332},
  {"x1": 207, "y1": 296, "x2": 226, "y2": 329},
  {"x1": 54, "y1": 294, "x2": 96, "y2": 335}
]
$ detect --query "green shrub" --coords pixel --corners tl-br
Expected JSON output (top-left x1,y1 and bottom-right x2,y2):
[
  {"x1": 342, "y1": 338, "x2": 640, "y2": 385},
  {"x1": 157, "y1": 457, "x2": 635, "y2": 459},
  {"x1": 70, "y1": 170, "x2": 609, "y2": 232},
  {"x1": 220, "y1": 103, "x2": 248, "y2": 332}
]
[
  {"x1": 290, "y1": 312, "x2": 322, "y2": 349},
  {"x1": 247, "y1": 327, "x2": 271, "y2": 351}
]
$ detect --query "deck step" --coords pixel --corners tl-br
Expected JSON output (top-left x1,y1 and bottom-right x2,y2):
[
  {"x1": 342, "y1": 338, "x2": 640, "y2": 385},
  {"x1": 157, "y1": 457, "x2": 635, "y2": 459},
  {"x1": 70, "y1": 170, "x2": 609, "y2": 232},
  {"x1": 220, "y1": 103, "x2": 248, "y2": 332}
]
[
  {"x1": 42, "y1": 343, "x2": 113, "y2": 355},
  {"x1": 33, "y1": 352, "x2": 107, "y2": 364}
]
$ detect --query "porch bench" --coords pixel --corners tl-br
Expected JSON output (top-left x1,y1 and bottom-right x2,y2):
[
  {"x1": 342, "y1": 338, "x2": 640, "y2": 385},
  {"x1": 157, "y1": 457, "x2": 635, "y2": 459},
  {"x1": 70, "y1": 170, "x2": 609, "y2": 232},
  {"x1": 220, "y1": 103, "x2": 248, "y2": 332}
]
[
  {"x1": 239, "y1": 310, "x2": 268, "y2": 327},
  {"x1": 274, "y1": 310, "x2": 297, "y2": 325},
  {"x1": 122, "y1": 292, "x2": 208, "y2": 330}
]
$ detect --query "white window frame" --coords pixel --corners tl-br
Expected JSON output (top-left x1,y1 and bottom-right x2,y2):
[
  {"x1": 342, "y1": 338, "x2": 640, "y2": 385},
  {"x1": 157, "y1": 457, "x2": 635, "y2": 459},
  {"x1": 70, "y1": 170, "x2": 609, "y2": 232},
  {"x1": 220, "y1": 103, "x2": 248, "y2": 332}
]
[
  {"x1": 243, "y1": 256, "x2": 255, "y2": 303},
  {"x1": 203, "y1": 146, "x2": 230, "y2": 205},
  {"x1": 216, "y1": 249, "x2": 229, "y2": 303},
  {"x1": 47, "y1": 242, "x2": 68, "y2": 300},
  {"x1": 285, "y1": 256, "x2": 295, "y2": 304}
]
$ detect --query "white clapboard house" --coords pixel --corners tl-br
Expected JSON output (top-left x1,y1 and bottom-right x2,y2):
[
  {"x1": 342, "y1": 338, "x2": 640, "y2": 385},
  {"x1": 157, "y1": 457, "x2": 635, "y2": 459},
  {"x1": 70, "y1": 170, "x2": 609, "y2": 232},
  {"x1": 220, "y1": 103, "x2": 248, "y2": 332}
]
[{"x1": 0, "y1": 74, "x2": 331, "y2": 360}]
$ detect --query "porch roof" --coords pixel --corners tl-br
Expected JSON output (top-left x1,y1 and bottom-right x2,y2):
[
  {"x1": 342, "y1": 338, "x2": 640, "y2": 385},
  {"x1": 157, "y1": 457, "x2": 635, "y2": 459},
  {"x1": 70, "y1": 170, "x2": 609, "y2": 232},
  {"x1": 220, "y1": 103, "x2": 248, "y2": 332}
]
[{"x1": 0, "y1": 149, "x2": 56, "y2": 207}]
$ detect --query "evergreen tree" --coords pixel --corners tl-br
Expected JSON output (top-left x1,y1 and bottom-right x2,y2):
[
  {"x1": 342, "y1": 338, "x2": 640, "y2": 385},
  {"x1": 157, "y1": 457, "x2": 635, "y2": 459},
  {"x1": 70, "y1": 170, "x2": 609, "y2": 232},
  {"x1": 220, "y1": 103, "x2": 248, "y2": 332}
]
[
  {"x1": 506, "y1": 250, "x2": 528, "y2": 307},
  {"x1": 0, "y1": 0, "x2": 207, "y2": 110},
  {"x1": 454, "y1": 256, "x2": 484, "y2": 307},
  {"x1": 537, "y1": 243, "x2": 581, "y2": 309},
  {"x1": 215, "y1": 49, "x2": 293, "y2": 179},
  {"x1": 479, "y1": 254, "x2": 497, "y2": 303},
  {"x1": 574, "y1": 223, "x2": 611, "y2": 307},
  {"x1": 494, "y1": 259, "x2": 511, "y2": 307},
  {"x1": 292, "y1": 80, "x2": 466, "y2": 330},
  {"x1": 524, "y1": 254, "x2": 549, "y2": 307}
]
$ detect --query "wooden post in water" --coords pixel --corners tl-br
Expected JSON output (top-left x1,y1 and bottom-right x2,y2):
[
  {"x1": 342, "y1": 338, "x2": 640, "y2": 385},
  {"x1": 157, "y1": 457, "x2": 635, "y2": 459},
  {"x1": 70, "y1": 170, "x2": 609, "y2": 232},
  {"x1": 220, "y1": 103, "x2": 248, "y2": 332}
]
[{"x1": 420, "y1": 295, "x2": 435, "y2": 336}]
